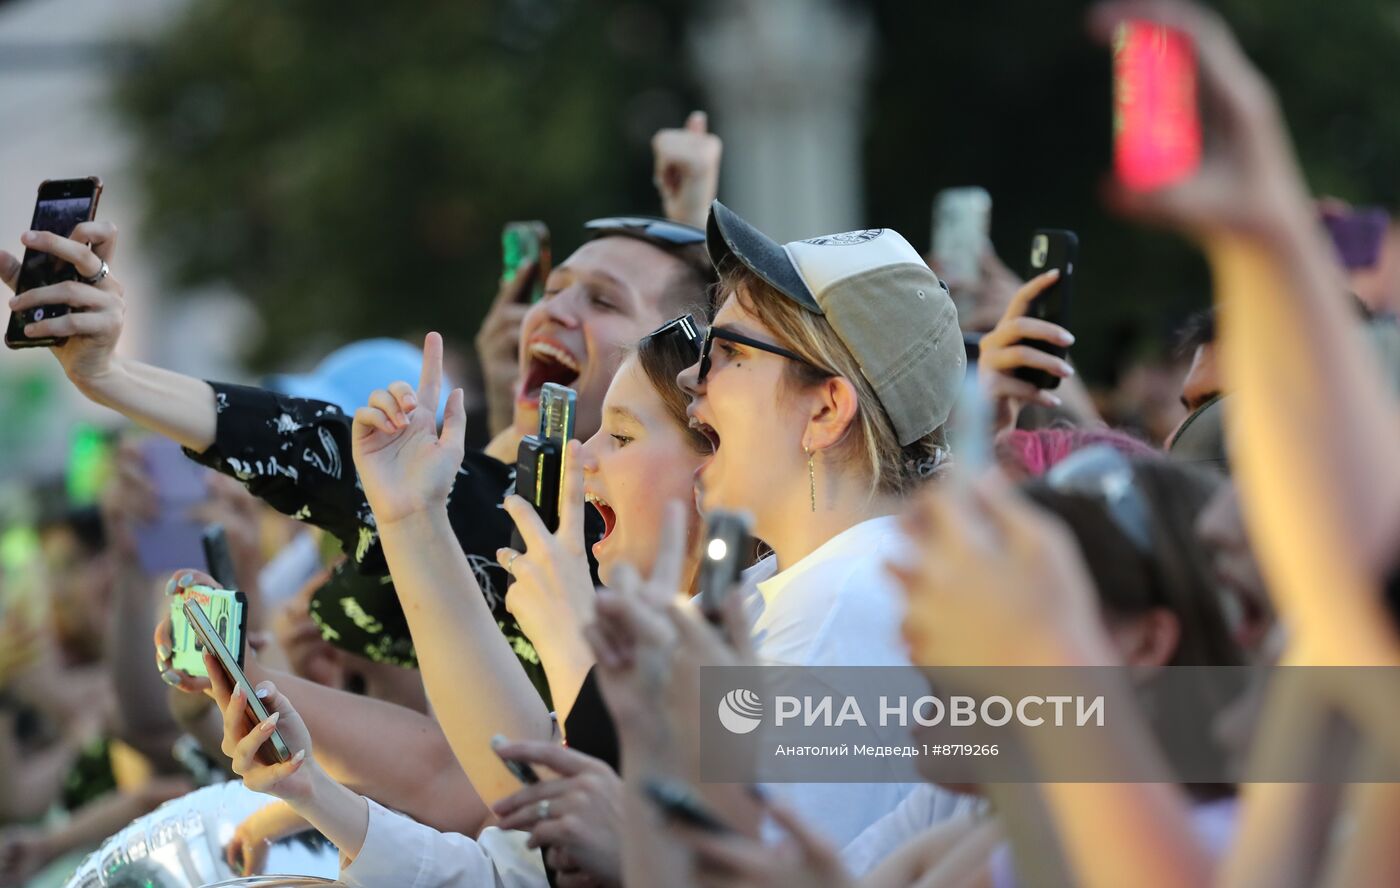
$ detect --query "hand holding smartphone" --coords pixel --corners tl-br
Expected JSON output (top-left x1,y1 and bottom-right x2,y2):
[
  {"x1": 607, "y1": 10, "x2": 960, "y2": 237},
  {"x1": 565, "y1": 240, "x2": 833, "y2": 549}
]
[
  {"x1": 509, "y1": 383, "x2": 577, "y2": 555},
  {"x1": 5, "y1": 177, "x2": 103, "y2": 349},
  {"x1": 643, "y1": 778, "x2": 732, "y2": 834},
  {"x1": 170, "y1": 582, "x2": 247, "y2": 677},
  {"x1": 185, "y1": 597, "x2": 290, "y2": 765},
  {"x1": 1012, "y1": 229, "x2": 1079, "y2": 390},
  {"x1": 490, "y1": 734, "x2": 541, "y2": 785}
]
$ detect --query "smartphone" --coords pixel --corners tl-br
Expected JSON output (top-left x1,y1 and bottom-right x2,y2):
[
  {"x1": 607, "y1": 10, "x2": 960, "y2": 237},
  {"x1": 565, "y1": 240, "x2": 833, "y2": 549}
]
[
  {"x1": 931, "y1": 187, "x2": 991, "y2": 293},
  {"x1": 202, "y1": 524, "x2": 238, "y2": 589},
  {"x1": 698, "y1": 510, "x2": 752, "y2": 627},
  {"x1": 1013, "y1": 229, "x2": 1079, "y2": 390},
  {"x1": 1113, "y1": 21, "x2": 1201, "y2": 192},
  {"x1": 490, "y1": 734, "x2": 541, "y2": 785},
  {"x1": 509, "y1": 383, "x2": 577, "y2": 553},
  {"x1": 1321, "y1": 207, "x2": 1389, "y2": 271},
  {"x1": 184, "y1": 596, "x2": 290, "y2": 765},
  {"x1": 950, "y1": 371, "x2": 991, "y2": 480},
  {"x1": 5, "y1": 177, "x2": 104, "y2": 349},
  {"x1": 643, "y1": 779, "x2": 732, "y2": 834},
  {"x1": 170, "y1": 583, "x2": 247, "y2": 677},
  {"x1": 133, "y1": 437, "x2": 211, "y2": 576},
  {"x1": 502, "y1": 221, "x2": 551, "y2": 304}
]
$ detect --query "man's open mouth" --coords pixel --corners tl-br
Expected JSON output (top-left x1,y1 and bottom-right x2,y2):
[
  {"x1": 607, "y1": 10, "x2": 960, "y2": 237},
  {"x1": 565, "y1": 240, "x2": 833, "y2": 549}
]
[{"x1": 519, "y1": 339, "x2": 581, "y2": 402}]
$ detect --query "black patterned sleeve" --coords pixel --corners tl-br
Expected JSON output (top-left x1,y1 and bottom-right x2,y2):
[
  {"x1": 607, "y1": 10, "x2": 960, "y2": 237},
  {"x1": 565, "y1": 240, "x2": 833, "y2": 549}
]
[{"x1": 183, "y1": 381, "x2": 384, "y2": 571}]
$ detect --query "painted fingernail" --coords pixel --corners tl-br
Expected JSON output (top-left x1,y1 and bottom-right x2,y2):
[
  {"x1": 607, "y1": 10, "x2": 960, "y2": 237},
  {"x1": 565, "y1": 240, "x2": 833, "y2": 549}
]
[
  {"x1": 178, "y1": 572, "x2": 194, "y2": 587},
  {"x1": 21, "y1": 231, "x2": 35, "y2": 244},
  {"x1": 231, "y1": 685, "x2": 244, "y2": 702},
  {"x1": 157, "y1": 644, "x2": 172, "y2": 662},
  {"x1": 164, "y1": 576, "x2": 178, "y2": 596},
  {"x1": 292, "y1": 749, "x2": 306, "y2": 764},
  {"x1": 1060, "y1": 332, "x2": 1076, "y2": 345},
  {"x1": 263, "y1": 712, "x2": 280, "y2": 730},
  {"x1": 255, "y1": 686, "x2": 271, "y2": 699},
  {"x1": 1047, "y1": 393, "x2": 1063, "y2": 407},
  {"x1": 161, "y1": 670, "x2": 182, "y2": 688}
]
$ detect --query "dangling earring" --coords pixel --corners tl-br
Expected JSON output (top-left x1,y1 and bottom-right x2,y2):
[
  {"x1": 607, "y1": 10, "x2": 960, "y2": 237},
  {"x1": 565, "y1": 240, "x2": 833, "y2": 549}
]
[{"x1": 805, "y1": 445, "x2": 816, "y2": 512}]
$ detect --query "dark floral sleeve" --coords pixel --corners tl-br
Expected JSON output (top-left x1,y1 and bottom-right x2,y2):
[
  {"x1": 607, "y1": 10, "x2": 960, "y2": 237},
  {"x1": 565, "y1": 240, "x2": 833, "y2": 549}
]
[
  {"x1": 183, "y1": 382, "x2": 550, "y2": 696},
  {"x1": 183, "y1": 382, "x2": 380, "y2": 568}
]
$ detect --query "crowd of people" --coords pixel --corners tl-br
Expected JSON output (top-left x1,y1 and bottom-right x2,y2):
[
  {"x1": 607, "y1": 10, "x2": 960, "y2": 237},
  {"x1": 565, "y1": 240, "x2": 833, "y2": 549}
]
[{"x1": 2, "y1": 2, "x2": 1398, "y2": 886}]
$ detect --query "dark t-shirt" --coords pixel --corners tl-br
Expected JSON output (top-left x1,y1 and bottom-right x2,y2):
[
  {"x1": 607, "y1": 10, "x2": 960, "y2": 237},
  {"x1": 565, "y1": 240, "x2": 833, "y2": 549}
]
[{"x1": 184, "y1": 382, "x2": 550, "y2": 688}]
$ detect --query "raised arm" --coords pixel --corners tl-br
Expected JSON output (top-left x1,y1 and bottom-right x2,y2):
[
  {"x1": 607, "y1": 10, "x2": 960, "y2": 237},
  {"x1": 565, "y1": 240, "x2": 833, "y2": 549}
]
[
  {"x1": 1098, "y1": 0, "x2": 1400, "y2": 659},
  {"x1": 2, "y1": 225, "x2": 218, "y2": 452},
  {"x1": 352, "y1": 333, "x2": 554, "y2": 807}
]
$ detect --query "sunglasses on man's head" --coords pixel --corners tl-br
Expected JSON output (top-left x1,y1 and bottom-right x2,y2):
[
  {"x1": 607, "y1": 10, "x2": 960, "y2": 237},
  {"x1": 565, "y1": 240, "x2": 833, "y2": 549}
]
[
  {"x1": 584, "y1": 216, "x2": 706, "y2": 247},
  {"x1": 697, "y1": 324, "x2": 823, "y2": 383}
]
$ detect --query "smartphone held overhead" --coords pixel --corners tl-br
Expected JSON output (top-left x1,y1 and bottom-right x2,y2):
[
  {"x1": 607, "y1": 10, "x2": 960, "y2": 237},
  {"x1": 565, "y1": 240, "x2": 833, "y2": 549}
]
[
  {"x1": 1013, "y1": 229, "x2": 1078, "y2": 390},
  {"x1": 502, "y1": 221, "x2": 551, "y2": 304},
  {"x1": 185, "y1": 597, "x2": 290, "y2": 765},
  {"x1": 1113, "y1": 21, "x2": 1200, "y2": 192},
  {"x1": 5, "y1": 177, "x2": 103, "y2": 349}
]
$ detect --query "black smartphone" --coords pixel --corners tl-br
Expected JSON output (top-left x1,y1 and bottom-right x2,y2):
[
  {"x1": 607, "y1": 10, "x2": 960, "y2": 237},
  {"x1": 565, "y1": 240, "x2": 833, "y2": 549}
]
[
  {"x1": 502, "y1": 221, "x2": 551, "y2": 304},
  {"x1": 1013, "y1": 229, "x2": 1078, "y2": 389},
  {"x1": 490, "y1": 734, "x2": 541, "y2": 785},
  {"x1": 509, "y1": 383, "x2": 577, "y2": 554},
  {"x1": 5, "y1": 177, "x2": 104, "y2": 349},
  {"x1": 698, "y1": 510, "x2": 752, "y2": 627},
  {"x1": 184, "y1": 597, "x2": 290, "y2": 764},
  {"x1": 202, "y1": 524, "x2": 239, "y2": 589},
  {"x1": 643, "y1": 778, "x2": 732, "y2": 834}
]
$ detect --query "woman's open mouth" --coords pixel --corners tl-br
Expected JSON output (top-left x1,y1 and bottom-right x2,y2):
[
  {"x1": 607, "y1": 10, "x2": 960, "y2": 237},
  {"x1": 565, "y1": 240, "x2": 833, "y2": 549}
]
[
  {"x1": 689, "y1": 417, "x2": 721, "y2": 478},
  {"x1": 585, "y1": 491, "x2": 617, "y2": 554},
  {"x1": 518, "y1": 338, "x2": 581, "y2": 405}
]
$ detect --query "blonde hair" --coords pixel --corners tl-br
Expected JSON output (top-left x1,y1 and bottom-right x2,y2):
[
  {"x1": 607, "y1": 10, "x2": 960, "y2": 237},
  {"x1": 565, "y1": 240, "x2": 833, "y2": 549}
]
[{"x1": 727, "y1": 268, "x2": 947, "y2": 497}]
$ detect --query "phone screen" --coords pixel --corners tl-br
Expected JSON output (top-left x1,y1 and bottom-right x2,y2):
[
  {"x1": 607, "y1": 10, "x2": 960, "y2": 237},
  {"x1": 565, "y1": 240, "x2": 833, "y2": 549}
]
[{"x1": 1113, "y1": 21, "x2": 1201, "y2": 192}]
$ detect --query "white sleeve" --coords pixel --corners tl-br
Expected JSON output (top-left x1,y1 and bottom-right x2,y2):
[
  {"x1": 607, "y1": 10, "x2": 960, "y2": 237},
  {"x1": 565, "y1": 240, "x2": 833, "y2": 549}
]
[{"x1": 340, "y1": 798, "x2": 547, "y2": 888}]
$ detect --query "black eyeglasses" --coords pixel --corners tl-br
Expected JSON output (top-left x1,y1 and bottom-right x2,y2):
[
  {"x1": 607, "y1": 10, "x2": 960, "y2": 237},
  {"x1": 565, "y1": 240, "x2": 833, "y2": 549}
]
[
  {"x1": 584, "y1": 216, "x2": 706, "y2": 246},
  {"x1": 1044, "y1": 445, "x2": 1154, "y2": 555},
  {"x1": 643, "y1": 314, "x2": 703, "y2": 359},
  {"x1": 698, "y1": 324, "x2": 823, "y2": 383}
]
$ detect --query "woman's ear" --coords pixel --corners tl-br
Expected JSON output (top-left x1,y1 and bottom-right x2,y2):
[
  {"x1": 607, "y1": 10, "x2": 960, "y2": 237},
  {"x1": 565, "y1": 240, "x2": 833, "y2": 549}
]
[{"x1": 805, "y1": 376, "x2": 861, "y2": 451}]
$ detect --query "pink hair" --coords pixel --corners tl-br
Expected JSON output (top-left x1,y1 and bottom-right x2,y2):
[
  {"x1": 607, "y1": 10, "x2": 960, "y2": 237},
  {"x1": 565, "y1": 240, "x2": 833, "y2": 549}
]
[{"x1": 996, "y1": 427, "x2": 1158, "y2": 478}]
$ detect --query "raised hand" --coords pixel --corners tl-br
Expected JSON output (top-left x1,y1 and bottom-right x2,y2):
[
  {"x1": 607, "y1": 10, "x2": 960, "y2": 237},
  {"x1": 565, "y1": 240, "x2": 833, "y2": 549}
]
[
  {"x1": 497, "y1": 440, "x2": 595, "y2": 658},
  {"x1": 153, "y1": 569, "x2": 220, "y2": 695},
  {"x1": 207, "y1": 662, "x2": 314, "y2": 802},
  {"x1": 652, "y1": 111, "x2": 723, "y2": 229},
  {"x1": 351, "y1": 332, "x2": 467, "y2": 527},
  {"x1": 667, "y1": 794, "x2": 854, "y2": 888},
  {"x1": 2, "y1": 221, "x2": 125, "y2": 386},
  {"x1": 491, "y1": 740, "x2": 625, "y2": 885},
  {"x1": 976, "y1": 268, "x2": 1075, "y2": 432},
  {"x1": 1091, "y1": 1, "x2": 1306, "y2": 237}
]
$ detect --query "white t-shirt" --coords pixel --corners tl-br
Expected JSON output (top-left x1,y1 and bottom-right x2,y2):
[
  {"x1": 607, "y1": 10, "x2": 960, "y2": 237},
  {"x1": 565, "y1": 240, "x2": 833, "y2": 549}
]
[{"x1": 743, "y1": 515, "x2": 925, "y2": 850}]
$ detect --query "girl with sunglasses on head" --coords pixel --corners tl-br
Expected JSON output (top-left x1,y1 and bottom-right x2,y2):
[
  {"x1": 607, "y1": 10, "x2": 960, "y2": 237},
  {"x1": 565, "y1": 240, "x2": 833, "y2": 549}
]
[{"x1": 670, "y1": 201, "x2": 968, "y2": 847}]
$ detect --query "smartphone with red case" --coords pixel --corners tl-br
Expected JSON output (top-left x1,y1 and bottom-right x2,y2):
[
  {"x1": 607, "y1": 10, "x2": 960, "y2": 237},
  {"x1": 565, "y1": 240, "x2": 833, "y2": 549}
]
[{"x1": 1113, "y1": 22, "x2": 1201, "y2": 192}]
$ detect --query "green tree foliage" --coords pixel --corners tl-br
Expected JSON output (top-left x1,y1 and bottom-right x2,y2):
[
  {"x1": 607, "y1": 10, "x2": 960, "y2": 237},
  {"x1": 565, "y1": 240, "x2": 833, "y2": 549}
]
[
  {"x1": 863, "y1": 0, "x2": 1400, "y2": 380},
  {"x1": 116, "y1": 0, "x2": 696, "y2": 369}
]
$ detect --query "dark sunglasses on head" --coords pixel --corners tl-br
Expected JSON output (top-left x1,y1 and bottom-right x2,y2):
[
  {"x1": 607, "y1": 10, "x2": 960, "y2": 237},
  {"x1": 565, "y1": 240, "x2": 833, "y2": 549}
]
[
  {"x1": 1044, "y1": 445, "x2": 1155, "y2": 555},
  {"x1": 584, "y1": 216, "x2": 706, "y2": 247},
  {"x1": 643, "y1": 314, "x2": 703, "y2": 359},
  {"x1": 698, "y1": 324, "x2": 823, "y2": 383}
]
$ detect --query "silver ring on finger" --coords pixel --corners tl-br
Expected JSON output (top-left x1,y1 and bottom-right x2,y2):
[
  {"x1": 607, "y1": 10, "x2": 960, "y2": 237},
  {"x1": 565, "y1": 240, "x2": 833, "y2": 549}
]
[
  {"x1": 536, "y1": 798, "x2": 551, "y2": 821},
  {"x1": 81, "y1": 260, "x2": 109, "y2": 286}
]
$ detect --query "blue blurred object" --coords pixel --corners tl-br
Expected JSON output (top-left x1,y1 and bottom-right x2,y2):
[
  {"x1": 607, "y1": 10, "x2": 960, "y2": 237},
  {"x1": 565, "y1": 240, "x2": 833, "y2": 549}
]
[{"x1": 265, "y1": 339, "x2": 452, "y2": 420}]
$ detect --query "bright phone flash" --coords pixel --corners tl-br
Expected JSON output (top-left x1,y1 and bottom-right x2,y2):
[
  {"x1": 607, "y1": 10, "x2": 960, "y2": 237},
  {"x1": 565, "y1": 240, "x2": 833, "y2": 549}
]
[{"x1": 707, "y1": 538, "x2": 728, "y2": 561}]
